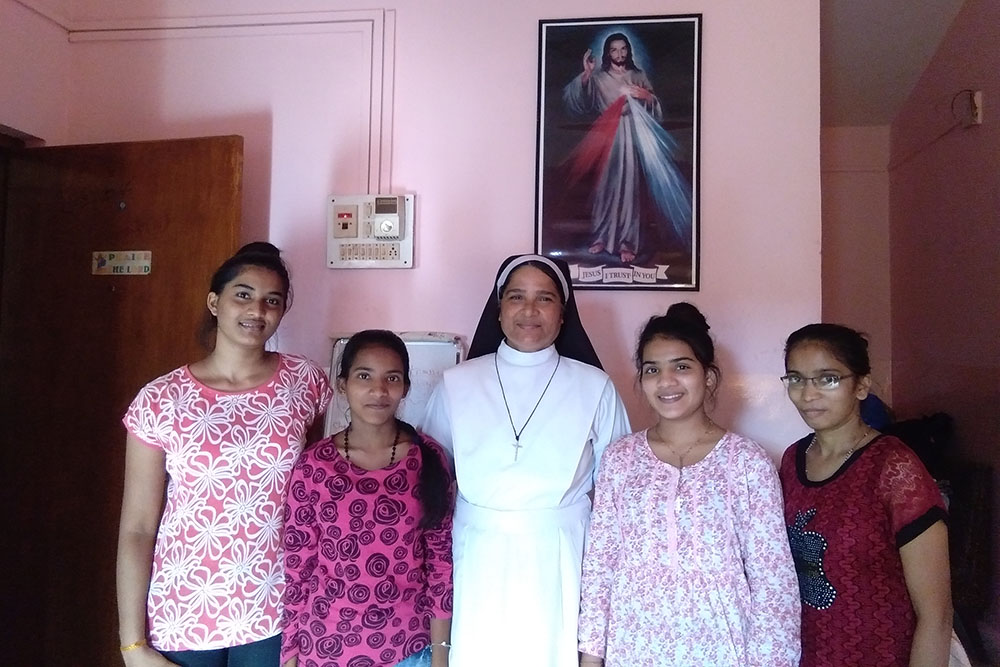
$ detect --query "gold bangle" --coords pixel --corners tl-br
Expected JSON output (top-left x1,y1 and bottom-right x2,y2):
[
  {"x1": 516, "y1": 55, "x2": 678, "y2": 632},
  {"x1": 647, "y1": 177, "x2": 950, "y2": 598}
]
[{"x1": 120, "y1": 638, "x2": 147, "y2": 652}]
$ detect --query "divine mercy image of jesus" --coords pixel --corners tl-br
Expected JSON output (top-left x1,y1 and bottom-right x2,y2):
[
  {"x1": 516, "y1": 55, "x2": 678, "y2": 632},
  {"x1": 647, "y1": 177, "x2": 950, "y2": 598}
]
[{"x1": 535, "y1": 15, "x2": 701, "y2": 290}]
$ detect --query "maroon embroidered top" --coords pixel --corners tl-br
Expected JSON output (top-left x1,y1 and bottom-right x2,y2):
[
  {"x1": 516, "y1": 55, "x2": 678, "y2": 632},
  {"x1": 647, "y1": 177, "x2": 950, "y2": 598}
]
[{"x1": 779, "y1": 434, "x2": 946, "y2": 666}]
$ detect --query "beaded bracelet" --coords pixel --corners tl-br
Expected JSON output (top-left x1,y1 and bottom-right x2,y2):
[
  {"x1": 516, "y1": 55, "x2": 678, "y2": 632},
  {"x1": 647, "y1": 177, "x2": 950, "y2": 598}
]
[{"x1": 120, "y1": 638, "x2": 147, "y2": 652}]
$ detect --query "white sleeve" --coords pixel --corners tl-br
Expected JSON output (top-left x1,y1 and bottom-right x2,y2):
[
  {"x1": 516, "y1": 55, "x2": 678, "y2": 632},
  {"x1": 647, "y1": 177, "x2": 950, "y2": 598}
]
[
  {"x1": 420, "y1": 380, "x2": 454, "y2": 461},
  {"x1": 591, "y1": 379, "x2": 631, "y2": 480}
]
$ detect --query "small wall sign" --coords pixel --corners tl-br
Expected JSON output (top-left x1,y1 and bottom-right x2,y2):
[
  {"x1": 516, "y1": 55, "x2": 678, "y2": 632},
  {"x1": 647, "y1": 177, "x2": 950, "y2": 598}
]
[{"x1": 92, "y1": 251, "x2": 152, "y2": 275}]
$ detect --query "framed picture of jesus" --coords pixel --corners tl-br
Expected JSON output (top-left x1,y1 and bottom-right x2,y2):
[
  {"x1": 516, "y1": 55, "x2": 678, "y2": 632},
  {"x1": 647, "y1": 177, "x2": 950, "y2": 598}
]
[{"x1": 535, "y1": 14, "x2": 701, "y2": 290}]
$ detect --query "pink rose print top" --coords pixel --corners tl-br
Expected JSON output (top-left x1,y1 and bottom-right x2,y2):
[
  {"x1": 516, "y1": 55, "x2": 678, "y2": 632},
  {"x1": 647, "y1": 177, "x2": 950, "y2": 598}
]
[
  {"x1": 280, "y1": 433, "x2": 454, "y2": 667},
  {"x1": 123, "y1": 353, "x2": 333, "y2": 651}
]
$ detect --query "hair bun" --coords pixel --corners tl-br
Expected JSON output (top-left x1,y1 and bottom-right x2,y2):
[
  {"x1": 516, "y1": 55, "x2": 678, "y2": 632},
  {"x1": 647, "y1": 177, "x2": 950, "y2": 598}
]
[
  {"x1": 234, "y1": 241, "x2": 280, "y2": 258},
  {"x1": 664, "y1": 302, "x2": 709, "y2": 333}
]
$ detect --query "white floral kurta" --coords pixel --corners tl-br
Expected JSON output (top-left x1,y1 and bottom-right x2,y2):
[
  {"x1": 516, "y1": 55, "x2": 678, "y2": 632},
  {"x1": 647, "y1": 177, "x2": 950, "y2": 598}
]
[
  {"x1": 123, "y1": 353, "x2": 332, "y2": 651},
  {"x1": 579, "y1": 430, "x2": 801, "y2": 666}
]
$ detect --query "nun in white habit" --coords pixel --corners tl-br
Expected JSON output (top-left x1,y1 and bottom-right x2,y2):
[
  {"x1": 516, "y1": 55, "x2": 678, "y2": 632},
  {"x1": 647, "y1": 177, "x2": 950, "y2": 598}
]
[{"x1": 422, "y1": 254, "x2": 630, "y2": 667}]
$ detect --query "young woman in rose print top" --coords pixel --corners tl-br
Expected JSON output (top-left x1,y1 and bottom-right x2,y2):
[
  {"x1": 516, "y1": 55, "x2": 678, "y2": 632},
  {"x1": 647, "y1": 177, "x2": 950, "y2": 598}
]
[
  {"x1": 281, "y1": 330, "x2": 454, "y2": 667},
  {"x1": 578, "y1": 303, "x2": 801, "y2": 666},
  {"x1": 116, "y1": 243, "x2": 334, "y2": 667}
]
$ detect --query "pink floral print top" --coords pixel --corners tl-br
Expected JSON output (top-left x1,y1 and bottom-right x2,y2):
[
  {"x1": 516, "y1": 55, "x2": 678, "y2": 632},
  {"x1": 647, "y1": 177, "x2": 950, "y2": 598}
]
[
  {"x1": 579, "y1": 430, "x2": 801, "y2": 666},
  {"x1": 123, "y1": 353, "x2": 332, "y2": 651}
]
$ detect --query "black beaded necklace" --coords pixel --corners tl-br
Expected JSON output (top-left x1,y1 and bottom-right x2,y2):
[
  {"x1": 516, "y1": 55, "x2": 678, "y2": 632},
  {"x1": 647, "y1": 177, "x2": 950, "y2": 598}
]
[{"x1": 344, "y1": 421, "x2": 400, "y2": 465}]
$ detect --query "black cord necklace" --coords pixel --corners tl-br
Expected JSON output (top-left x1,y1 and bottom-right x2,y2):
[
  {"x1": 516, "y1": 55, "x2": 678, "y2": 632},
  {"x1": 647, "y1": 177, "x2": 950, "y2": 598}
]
[
  {"x1": 344, "y1": 420, "x2": 400, "y2": 465},
  {"x1": 494, "y1": 354, "x2": 561, "y2": 461}
]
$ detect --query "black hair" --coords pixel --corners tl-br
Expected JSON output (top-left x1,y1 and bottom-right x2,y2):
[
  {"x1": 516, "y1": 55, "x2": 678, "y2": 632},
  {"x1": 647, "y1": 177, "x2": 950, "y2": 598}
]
[
  {"x1": 198, "y1": 242, "x2": 292, "y2": 349},
  {"x1": 499, "y1": 260, "x2": 566, "y2": 304},
  {"x1": 337, "y1": 329, "x2": 452, "y2": 530},
  {"x1": 601, "y1": 32, "x2": 639, "y2": 72},
  {"x1": 784, "y1": 323, "x2": 872, "y2": 376},
  {"x1": 635, "y1": 302, "x2": 721, "y2": 387}
]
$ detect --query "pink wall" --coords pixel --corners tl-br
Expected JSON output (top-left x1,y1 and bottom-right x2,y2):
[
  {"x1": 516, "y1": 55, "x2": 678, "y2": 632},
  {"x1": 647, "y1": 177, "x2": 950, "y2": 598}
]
[
  {"x1": 0, "y1": 0, "x2": 70, "y2": 143},
  {"x1": 890, "y1": 0, "x2": 1000, "y2": 652},
  {"x1": 1, "y1": 0, "x2": 821, "y2": 456},
  {"x1": 820, "y1": 125, "x2": 892, "y2": 399},
  {"x1": 375, "y1": 0, "x2": 820, "y2": 454}
]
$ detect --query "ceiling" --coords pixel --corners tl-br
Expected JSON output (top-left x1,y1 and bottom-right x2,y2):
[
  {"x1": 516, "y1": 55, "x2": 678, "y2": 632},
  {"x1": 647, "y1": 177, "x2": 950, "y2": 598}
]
[{"x1": 821, "y1": 0, "x2": 967, "y2": 127}]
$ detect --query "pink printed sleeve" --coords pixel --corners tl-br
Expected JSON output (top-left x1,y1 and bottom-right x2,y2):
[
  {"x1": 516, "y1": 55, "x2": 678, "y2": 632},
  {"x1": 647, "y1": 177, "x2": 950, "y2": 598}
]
[
  {"x1": 280, "y1": 454, "x2": 322, "y2": 664},
  {"x1": 309, "y1": 363, "x2": 333, "y2": 420},
  {"x1": 122, "y1": 379, "x2": 170, "y2": 449},
  {"x1": 578, "y1": 439, "x2": 625, "y2": 657},
  {"x1": 736, "y1": 443, "x2": 801, "y2": 666},
  {"x1": 420, "y1": 438, "x2": 455, "y2": 619},
  {"x1": 296, "y1": 357, "x2": 333, "y2": 426}
]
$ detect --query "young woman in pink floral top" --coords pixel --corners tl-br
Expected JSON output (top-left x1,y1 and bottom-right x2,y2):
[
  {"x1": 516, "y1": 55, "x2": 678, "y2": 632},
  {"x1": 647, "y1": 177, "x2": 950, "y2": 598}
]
[
  {"x1": 281, "y1": 330, "x2": 454, "y2": 667},
  {"x1": 117, "y1": 243, "x2": 333, "y2": 667},
  {"x1": 578, "y1": 303, "x2": 800, "y2": 666}
]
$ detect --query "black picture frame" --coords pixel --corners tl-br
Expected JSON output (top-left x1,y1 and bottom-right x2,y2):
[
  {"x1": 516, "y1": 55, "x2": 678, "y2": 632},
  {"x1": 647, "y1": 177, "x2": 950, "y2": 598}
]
[{"x1": 535, "y1": 15, "x2": 702, "y2": 290}]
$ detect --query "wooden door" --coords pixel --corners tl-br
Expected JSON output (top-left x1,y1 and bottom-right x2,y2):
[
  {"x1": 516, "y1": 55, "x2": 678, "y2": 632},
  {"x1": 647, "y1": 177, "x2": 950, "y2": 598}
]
[{"x1": 0, "y1": 136, "x2": 242, "y2": 665}]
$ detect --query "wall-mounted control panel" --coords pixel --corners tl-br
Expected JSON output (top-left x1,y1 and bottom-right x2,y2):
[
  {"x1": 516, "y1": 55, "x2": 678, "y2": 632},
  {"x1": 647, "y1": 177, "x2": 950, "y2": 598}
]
[{"x1": 327, "y1": 194, "x2": 414, "y2": 269}]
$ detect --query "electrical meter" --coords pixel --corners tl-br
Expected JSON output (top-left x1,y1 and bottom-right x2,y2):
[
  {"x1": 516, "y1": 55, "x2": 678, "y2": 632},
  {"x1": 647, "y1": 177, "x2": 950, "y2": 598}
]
[{"x1": 327, "y1": 194, "x2": 414, "y2": 269}]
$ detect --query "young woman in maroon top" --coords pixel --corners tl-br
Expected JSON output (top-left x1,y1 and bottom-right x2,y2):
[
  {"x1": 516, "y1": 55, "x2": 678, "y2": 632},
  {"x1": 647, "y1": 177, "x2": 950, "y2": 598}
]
[{"x1": 778, "y1": 323, "x2": 952, "y2": 666}]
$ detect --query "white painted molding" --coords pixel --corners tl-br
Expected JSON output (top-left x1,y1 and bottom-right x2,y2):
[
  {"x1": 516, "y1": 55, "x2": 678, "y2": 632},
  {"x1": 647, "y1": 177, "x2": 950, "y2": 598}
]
[
  {"x1": 373, "y1": 9, "x2": 396, "y2": 194},
  {"x1": 14, "y1": 0, "x2": 70, "y2": 30},
  {"x1": 64, "y1": 10, "x2": 382, "y2": 35},
  {"x1": 46, "y1": 8, "x2": 394, "y2": 195}
]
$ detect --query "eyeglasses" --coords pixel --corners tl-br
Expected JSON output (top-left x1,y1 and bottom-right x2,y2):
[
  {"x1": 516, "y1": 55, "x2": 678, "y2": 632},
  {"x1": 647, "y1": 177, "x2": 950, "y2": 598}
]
[{"x1": 780, "y1": 373, "x2": 854, "y2": 391}]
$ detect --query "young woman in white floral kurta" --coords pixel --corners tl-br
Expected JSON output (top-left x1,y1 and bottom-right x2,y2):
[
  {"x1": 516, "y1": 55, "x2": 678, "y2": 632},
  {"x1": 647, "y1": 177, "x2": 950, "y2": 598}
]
[{"x1": 578, "y1": 304, "x2": 800, "y2": 667}]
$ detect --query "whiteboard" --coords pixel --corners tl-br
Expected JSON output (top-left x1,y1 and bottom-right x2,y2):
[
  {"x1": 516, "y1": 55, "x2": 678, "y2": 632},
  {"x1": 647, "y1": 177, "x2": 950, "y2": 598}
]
[{"x1": 324, "y1": 331, "x2": 463, "y2": 437}]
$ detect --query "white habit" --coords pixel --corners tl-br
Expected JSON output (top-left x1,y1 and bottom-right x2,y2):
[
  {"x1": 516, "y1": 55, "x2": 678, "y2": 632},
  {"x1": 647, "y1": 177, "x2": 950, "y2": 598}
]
[{"x1": 422, "y1": 342, "x2": 630, "y2": 667}]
